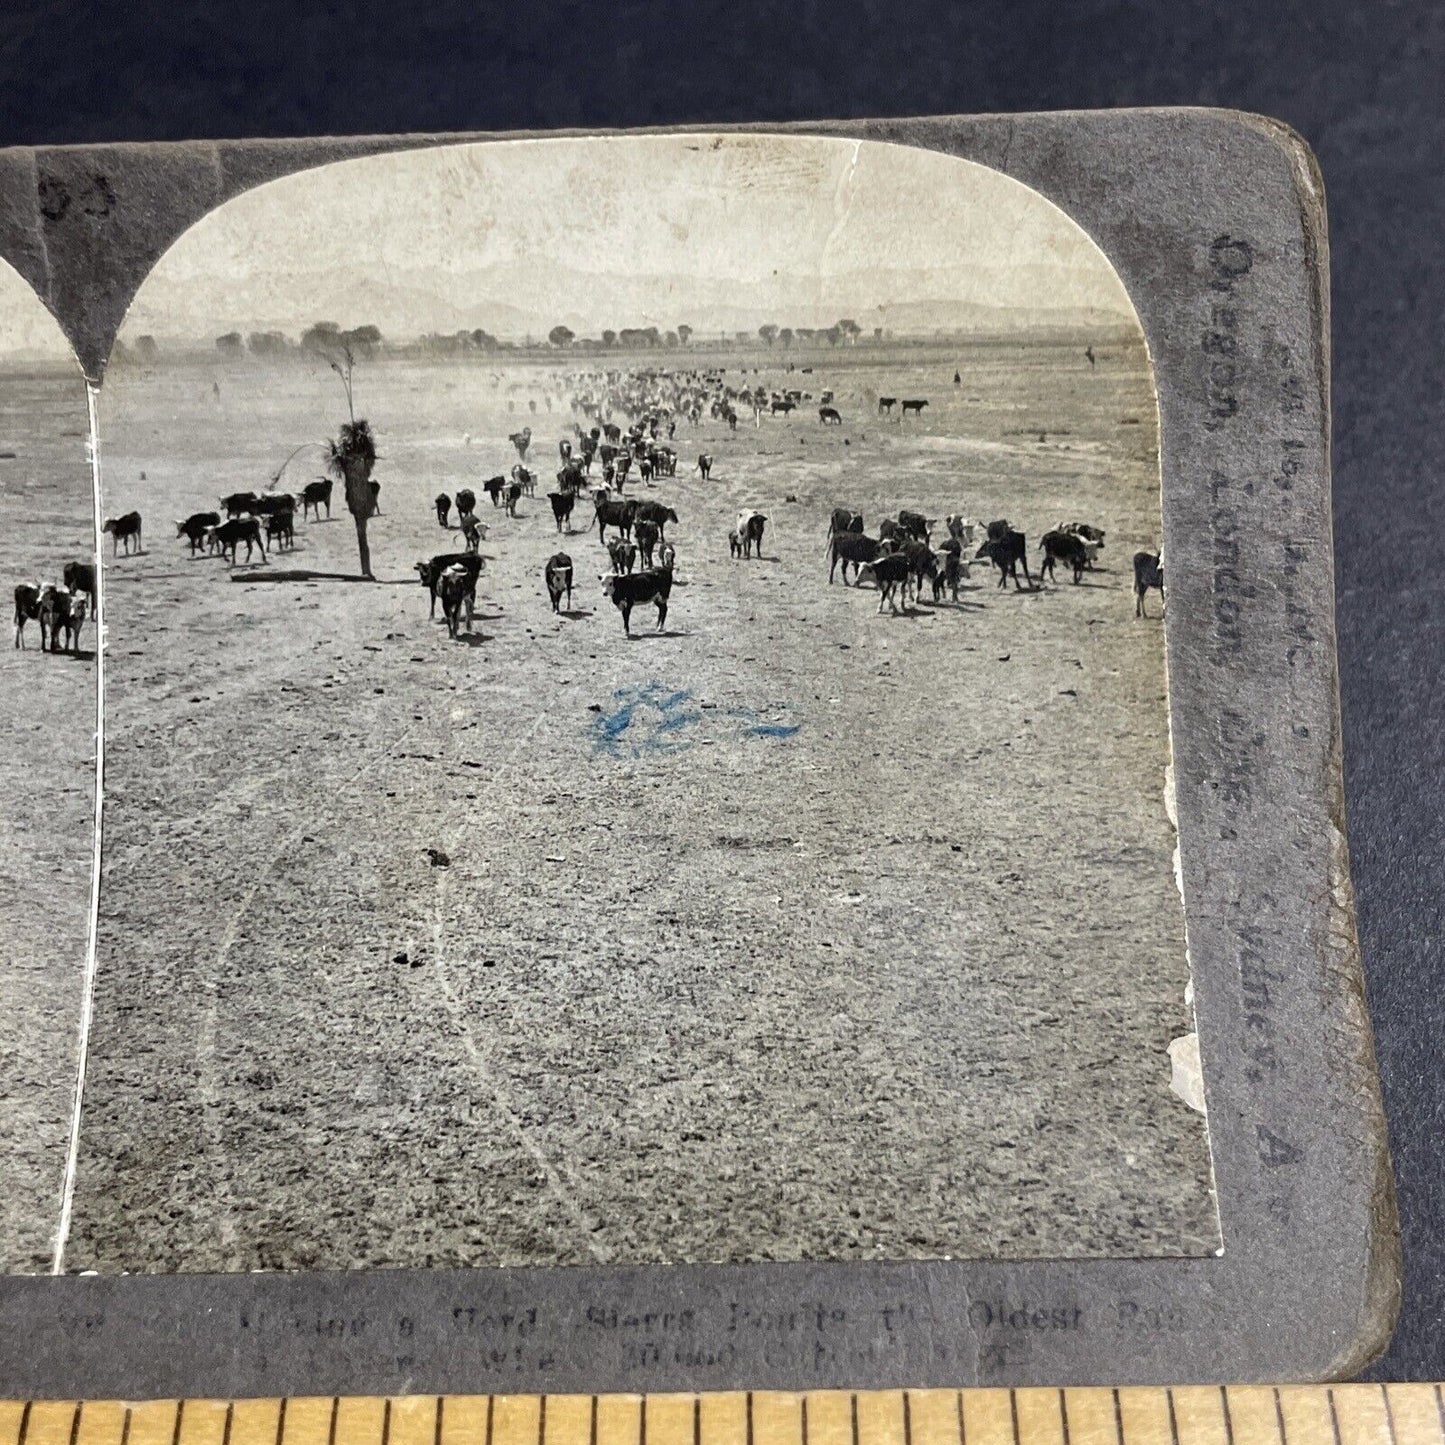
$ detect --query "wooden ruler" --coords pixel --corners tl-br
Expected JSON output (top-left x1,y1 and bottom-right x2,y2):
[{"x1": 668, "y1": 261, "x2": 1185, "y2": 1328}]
[{"x1": 1, "y1": 1389, "x2": 1442, "y2": 1445}]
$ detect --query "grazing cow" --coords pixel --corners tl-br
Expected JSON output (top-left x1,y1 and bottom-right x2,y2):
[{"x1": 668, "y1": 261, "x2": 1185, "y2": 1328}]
[
  {"x1": 878, "y1": 397, "x2": 897, "y2": 414},
  {"x1": 728, "y1": 529, "x2": 743, "y2": 558},
  {"x1": 818, "y1": 406, "x2": 842, "y2": 425},
  {"x1": 483, "y1": 475, "x2": 506, "y2": 507},
  {"x1": 1133, "y1": 551, "x2": 1165, "y2": 617},
  {"x1": 13, "y1": 583, "x2": 41, "y2": 647},
  {"x1": 265, "y1": 510, "x2": 295, "y2": 551},
  {"x1": 602, "y1": 565, "x2": 673, "y2": 635},
  {"x1": 548, "y1": 490, "x2": 575, "y2": 532},
  {"x1": 829, "y1": 508, "x2": 864, "y2": 537},
  {"x1": 897, "y1": 509, "x2": 932, "y2": 542},
  {"x1": 437, "y1": 564, "x2": 475, "y2": 639},
  {"x1": 594, "y1": 492, "x2": 638, "y2": 542},
  {"x1": 415, "y1": 552, "x2": 482, "y2": 619},
  {"x1": 634, "y1": 500, "x2": 678, "y2": 538},
  {"x1": 1039, "y1": 529, "x2": 1090, "y2": 584},
  {"x1": 300, "y1": 478, "x2": 332, "y2": 519},
  {"x1": 435, "y1": 493, "x2": 452, "y2": 528},
  {"x1": 828, "y1": 530, "x2": 883, "y2": 585},
  {"x1": 858, "y1": 553, "x2": 913, "y2": 615},
  {"x1": 544, "y1": 553, "x2": 573, "y2": 613},
  {"x1": 209, "y1": 516, "x2": 267, "y2": 564},
  {"x1": 512, "y1": 464, "x2": 536, "y2": 496},
  {"x1": 503, "y1": 481, "x2": 523, "y2": 517},
  {"x1": 102, "y1": 511, "x2": 143, "y2": 555},
  {"x1": 736, "y1": 510, "x2": 767, "y2": 559},
  {"x1": 975, "y1": 529, "x2": 1034, "y2": 590},
  {"x1": 221, "y1": 491, "x2": 260, "y2": 518},
  {"x1": 606, "y1": 537, "x2": 637, "y2": 575},
  {"x1": 633, "y1": 518, "x2": 660, "y2": 568},
  {"x1": 176, "y1": 511, "x2": 221, "y2": 553},
  {"x1": 509, "y1": 426, "x2": 532, "y2": 460},
  {"x1": 901, "y1": 399, "x2": 929, "y2": 418},
  {"x1": 696, "y1": 453, "x2": 714, "y2": 480}
]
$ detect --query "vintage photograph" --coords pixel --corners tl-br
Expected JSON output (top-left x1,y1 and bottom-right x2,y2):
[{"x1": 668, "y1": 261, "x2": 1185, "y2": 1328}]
[
  {"x1": 0, "y1": 261, "x2": 97, "y2": 1273},
  {"x1": 43, "y1": 134, "x2": 1213, "y2": 1273}
]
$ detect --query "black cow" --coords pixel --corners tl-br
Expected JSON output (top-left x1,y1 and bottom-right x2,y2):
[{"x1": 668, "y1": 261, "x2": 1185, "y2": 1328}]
[
  {"x1": 859, "y1": 553, "x2": 912, "y2": 614},
  {"x1": 265, "y1": 510, "x2": 295, "y2": 551},
  {"x1": 633, "y1": 519, "x2": 660, "y2": 568},
  {"x1": 300, "y1": 479, "x2": 332, "y2": 520},
  {"x1": 437, "y1": 564, "x2": 476, "y2": 639},
  {"x1": 13, "y1": 583, "x2": 41, "y2": 648},
  {"x1": 221, "y1": 491, "x2": 260, "y2": 518},
  {"x1": 603, "y1": 565, "x2": 673, "y2": 635},
  {"x1": 250, "y1": 493, "x2": 295, "y2": 518},
  {"x1": 829, "y1": 508, "x2": 864, "y2": 537},
  {"x1": 897, "y1": 509, "x2": 932, "y2": 542},
  {"x1": 483, "y1": 475, "x2": 506, "y2": 507},
  {"x1": 932, "y1": 546, "x2": 964, "y2": 603},
  {"x1": 819, "y1": 406, "x2": 842, "y2": 425},
  {"x1": 878, "y1": 517, "x2": 903, "y2": 546},
  {"x1": 209, "y1": 516, "x2": 267, "y2": 564},
  {"x1": 899, "y1": 539, "x2": 939, "y2": 601},
  {"x1": 985, "y1": 518, "x2": 1012, "y2": 543},
  {"x1": 415, "y1": 552, "x2": 482, "y2": 619},
  {"x1": 367, "y1": 480, "x2": 382, "y2": 516},
  {"x1": 1133, "y1": 551, "x2": 1165, "y2": 617},
  {"x1": 455, "y1": 487, "x2": 477, "y2": 520},
  {"x1": 594, "y1": 493, "x2": 638, "y2": 542},
  {"x1": 503, "y1": 481, "x2": 523, "y2": 517},
  {"x1": 102, "y1": 511, "x2": 142, "y2": 556},
  {"x1": 975, "y1": 530, "x2": 1033, "y2": 590},
  {"x1": 607, "y1": 537, "x2": 637, "y2": 575},
  {"x1": 512, "y1": 464, "x2": 537, "y2": 497},
  {"x1": 1039, "y1": 529, "x2": 1089, "y2": 584},
  {"x1": 736, "y1": 510, "x2": 767, "y2": 559},
  {"x1": 828, "y1": 531, "x2": 883, "y2": 584},
  {"x1": 435, "y1": 493, "x2": 452, "y2": 527},
  {"x1": 696, "y1": 453, "x2": 714, "y2": 480},
  {"x1": 901, "y1": 399, "x2": 929, "y2": 418},
  {"x1": 634, "y1": 500, "x2": 678, "y2": 538},
  {"x1": 62, "y1": 561, "x2": 95, "y2": 607},
  {"x1": 39, "y1": 587, "x2": 87, "y2": 654},
  {"x1": 548, "y1": 491, "x2": 575, "y2": 532},
  {"x1": 544, "y1": 553, "x2": 573, "y2": 613},
  {"x1": 176, "y1": 511, "x2": 221, "y2": 553},
  {"x1": 878, "y1": 397, "x2": 897, "y2": 414}
]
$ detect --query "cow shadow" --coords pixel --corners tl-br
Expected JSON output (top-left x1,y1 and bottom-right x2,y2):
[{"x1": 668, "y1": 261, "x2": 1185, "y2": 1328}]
[
  {"x1": 625, "y1": 628, "x2": 688, "y2": 640},
  {"x1": 238, "y1": 569, "x2": 386, "y2": 584},
  {"x1": 454, "y1": 631, "x2": 495, "y2": 646},
  {"x1": 559, "y1": 608, "x2": 592, "y2": 620}
]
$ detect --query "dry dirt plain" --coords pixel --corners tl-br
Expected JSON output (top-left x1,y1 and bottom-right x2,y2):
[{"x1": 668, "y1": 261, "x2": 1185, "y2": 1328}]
[
  {"x1": 60, "y1": 338, "x2": 1219, "y2": 1273},
  {"x1": 0, "y1": 364, "x2": 97, "y2": 1273}
]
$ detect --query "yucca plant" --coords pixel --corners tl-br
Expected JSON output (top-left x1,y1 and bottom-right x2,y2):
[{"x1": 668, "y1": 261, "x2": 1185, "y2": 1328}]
[{"x1": 327, "y1": 418, "x2": 379, "y2": 578}]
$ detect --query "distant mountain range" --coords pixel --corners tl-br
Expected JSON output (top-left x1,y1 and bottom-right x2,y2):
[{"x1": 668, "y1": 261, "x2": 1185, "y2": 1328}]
[{"x1": 125, "y1": 259, "x2": 1138, "y2": 346}]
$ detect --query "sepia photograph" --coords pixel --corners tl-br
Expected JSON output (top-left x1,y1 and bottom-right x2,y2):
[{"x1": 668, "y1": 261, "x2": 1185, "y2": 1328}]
[
  {"x1": 0, "y1": 261, "x2": 97, "y2": 1273},
  {"x1": 34, "y1": 133, "x2": 1213, "y2": 1274}
]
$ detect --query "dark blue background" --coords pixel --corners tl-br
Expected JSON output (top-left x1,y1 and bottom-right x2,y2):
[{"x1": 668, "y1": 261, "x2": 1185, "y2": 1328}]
[{"x1": 0, "y1": 0, "x2": 1438, "y2": 1380}]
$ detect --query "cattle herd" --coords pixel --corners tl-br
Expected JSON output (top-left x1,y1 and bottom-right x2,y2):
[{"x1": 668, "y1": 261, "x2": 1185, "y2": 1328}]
[{"x1": 13, "y1": 361, "x2": 1167, "y2": 659}]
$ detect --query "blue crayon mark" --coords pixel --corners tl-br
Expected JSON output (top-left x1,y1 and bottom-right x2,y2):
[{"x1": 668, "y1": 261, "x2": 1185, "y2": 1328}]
[{"x1": 590, "y1": 683, "x2": 799, "y2": 758}]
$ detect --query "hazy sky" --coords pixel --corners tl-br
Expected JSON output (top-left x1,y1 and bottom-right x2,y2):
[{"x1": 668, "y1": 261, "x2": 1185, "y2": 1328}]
[
  {"x1": 106, "y1": 135, "x2": 1138, "y2": 344},
  {"x1": 0, "y1": 258, "x2": 79, "y2": 363}
]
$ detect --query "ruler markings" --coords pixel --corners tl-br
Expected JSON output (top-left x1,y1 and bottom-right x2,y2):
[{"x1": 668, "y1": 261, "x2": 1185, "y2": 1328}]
[{"x1": 6, "y1": 1390, "x2": 1445, "y2": 1445}]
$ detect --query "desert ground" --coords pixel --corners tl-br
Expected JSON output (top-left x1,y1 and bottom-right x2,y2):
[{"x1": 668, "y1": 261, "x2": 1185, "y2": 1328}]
[
  {"x1": 0, "y1": 363, "x2": 97, "y2": 1273},
  {"x1": 59, "y1": 337, "x2": 1218, "y2": 1273}
]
